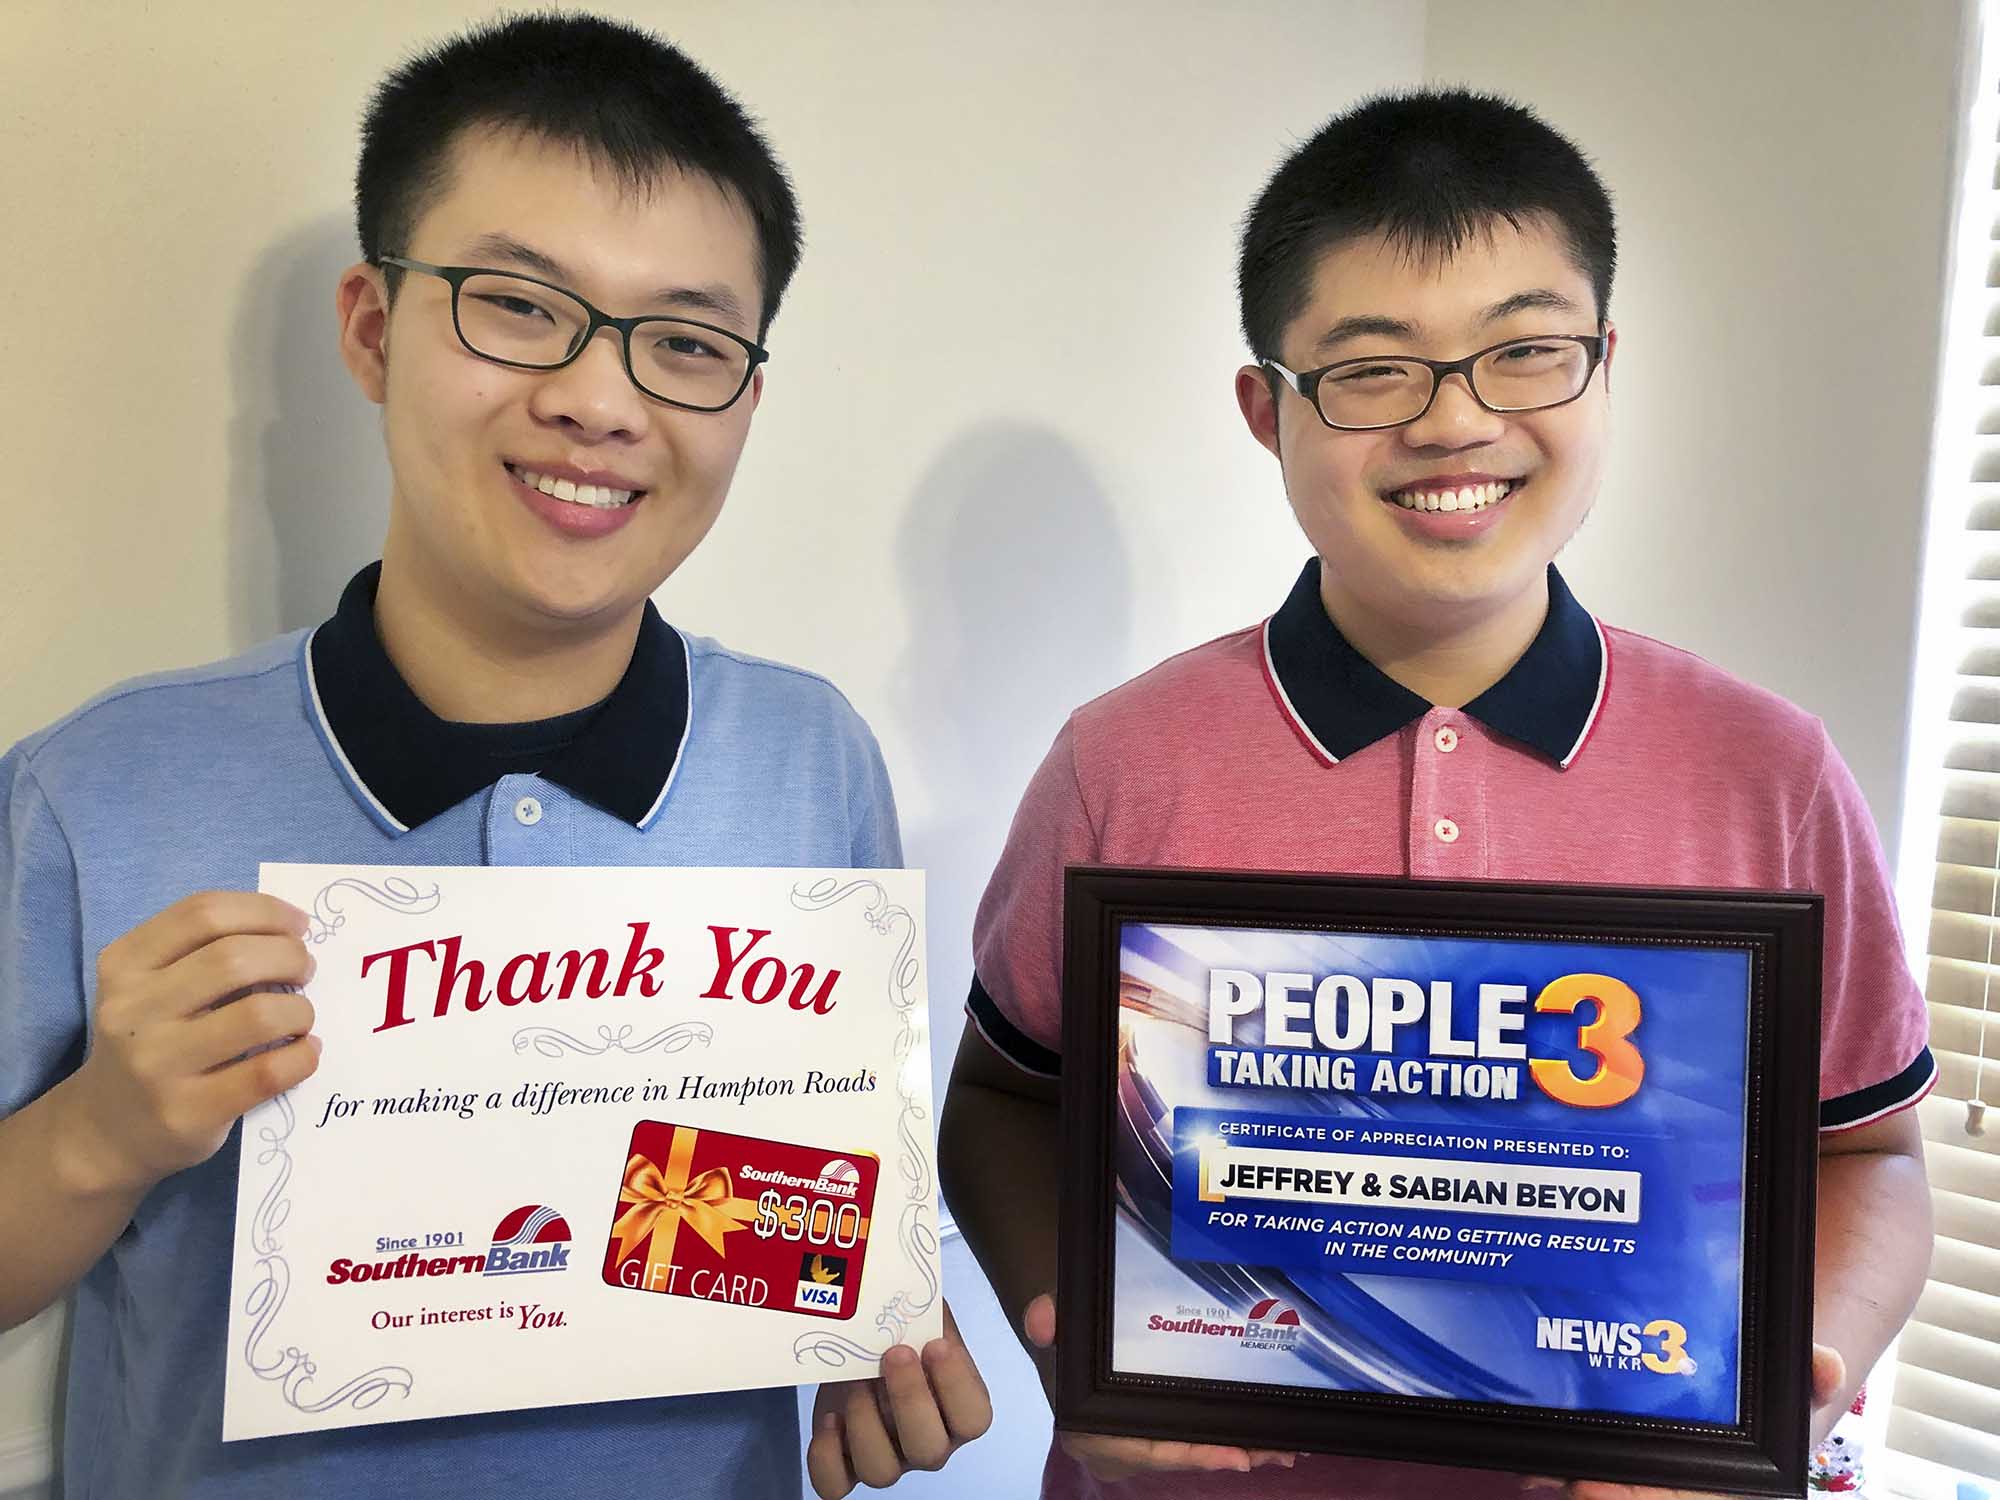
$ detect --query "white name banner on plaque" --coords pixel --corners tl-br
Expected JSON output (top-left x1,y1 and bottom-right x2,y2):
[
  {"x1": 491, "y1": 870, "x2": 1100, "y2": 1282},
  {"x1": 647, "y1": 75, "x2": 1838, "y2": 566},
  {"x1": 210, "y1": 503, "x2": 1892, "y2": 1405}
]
[{"x1": 223, "y1": 864, "x2": 939, "y2": 1441}]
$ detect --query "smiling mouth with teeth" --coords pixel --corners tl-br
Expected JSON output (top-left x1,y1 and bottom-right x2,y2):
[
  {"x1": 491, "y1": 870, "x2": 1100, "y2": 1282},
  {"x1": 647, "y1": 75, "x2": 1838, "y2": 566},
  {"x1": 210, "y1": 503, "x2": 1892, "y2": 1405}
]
[
  {"x1": 1384, "y1": 478, "x2": 1523, "y2": 514},
  {"x1": 507, "y1": 463, "x2": 642, "y2": 510}
]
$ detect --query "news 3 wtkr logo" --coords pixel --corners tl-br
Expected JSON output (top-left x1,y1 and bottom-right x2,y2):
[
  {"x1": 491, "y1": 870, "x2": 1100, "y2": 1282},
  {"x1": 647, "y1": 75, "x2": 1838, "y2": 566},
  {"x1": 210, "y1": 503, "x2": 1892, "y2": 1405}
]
[
  {"x1": 796, "y1": 1251, "x2": 847, "y2": 1310},
  {"x1": 1535, "y1": 1315, "x2": 1696, "y2": 1375},
  {"x1": 485, "y1": 1204, "x2": 572, "y2": 1276},
  {"x1": 1241, "y1": 1298, "x2": 1303, "y2": 1351}
]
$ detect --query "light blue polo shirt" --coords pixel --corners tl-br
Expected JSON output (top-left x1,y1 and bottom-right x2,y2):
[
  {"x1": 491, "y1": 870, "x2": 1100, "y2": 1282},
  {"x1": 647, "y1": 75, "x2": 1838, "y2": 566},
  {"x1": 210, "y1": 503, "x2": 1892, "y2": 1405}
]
[{"x1": 0, "y1": 566, "x2": 900, "y2": 1498}]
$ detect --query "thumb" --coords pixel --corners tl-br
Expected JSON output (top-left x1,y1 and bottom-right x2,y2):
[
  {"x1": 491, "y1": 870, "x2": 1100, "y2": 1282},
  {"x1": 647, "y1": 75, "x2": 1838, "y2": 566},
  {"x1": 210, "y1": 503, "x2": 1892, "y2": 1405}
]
[
  {"x1": 1022, "y1": 1292, "x2": 1056, "y2": 1350},
  {"x1": 1811, "y1": 1344, "x2": 1847, "y2": 1409}
]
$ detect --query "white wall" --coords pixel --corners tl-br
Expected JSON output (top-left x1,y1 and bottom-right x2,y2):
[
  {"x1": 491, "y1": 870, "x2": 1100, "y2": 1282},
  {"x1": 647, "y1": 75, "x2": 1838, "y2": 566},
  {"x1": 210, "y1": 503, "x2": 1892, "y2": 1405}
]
[
  {"x1": 0, "y1": 2, "x2": 1961, "y2": 1496},
  {"x1": 1424, "y1": 0, "x2": 1966, "y2": 851}
]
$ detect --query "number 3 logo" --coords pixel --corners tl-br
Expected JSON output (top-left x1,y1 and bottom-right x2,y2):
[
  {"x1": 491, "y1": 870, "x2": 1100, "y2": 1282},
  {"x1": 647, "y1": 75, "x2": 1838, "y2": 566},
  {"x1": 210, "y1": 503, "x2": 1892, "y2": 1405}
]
[
  {"x1": 1641, "y1": 1318, "x2": 1692, "y2": 1374},
  {"x1": 1528, "y1": 972, "x2": 1645, "y2": 1108}
]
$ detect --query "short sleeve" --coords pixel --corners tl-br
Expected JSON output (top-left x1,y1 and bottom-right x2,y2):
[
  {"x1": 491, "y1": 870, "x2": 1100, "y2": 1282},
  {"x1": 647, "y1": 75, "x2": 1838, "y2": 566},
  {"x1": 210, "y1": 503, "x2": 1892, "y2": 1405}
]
[
  {"x1": 1790, "y1": 726, "x2": 1935, "y2": 1131},
  {"x1": 967, "y1": 719, "x2": 1100, "y2": 1076},
  {"x1": 0, "y1": 747, "x2": 89, "y2": 1117},
  {"x1": 846, "y1": 719, "x2": 904, "y2": 870}
]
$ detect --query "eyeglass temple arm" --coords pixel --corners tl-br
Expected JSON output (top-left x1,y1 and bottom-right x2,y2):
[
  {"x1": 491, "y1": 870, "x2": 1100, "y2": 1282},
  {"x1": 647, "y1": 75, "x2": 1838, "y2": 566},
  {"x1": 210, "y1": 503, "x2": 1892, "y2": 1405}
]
[{"x1": 1260, "y1": 359, "x2": 1308, "y2": 394}]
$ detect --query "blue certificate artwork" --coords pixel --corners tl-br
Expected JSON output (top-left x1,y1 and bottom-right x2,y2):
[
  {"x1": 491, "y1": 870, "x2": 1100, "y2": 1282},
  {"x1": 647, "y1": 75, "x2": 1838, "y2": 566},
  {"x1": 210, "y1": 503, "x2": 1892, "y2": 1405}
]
[
  {"x1": 1056, "y1": 870, "x2": 1820, "y2": 1496},
  {"x1": 1111, "y1": 925, "x2": 1746, "y2": 1423}
]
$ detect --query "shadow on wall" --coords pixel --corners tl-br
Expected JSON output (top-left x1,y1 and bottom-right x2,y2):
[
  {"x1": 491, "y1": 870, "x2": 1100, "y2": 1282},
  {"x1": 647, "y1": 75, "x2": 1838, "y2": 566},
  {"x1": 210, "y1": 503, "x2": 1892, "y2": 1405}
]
[
  {"x1": 868, "y1": 424, "x2": 1133, "y2": 1499},
  {"x1": 227, "y1": 215, "x2": 391, "y2": 645},
  {"x1": 890, "y1": 422, "x2": 1134, "y2": 1087}
]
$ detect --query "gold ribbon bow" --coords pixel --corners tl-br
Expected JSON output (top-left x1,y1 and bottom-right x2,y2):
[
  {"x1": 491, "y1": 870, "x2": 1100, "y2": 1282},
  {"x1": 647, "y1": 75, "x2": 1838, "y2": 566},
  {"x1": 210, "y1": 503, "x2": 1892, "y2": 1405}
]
[{"x1": 612, "y1": 1129, "x2": 761, "y2": 1279}]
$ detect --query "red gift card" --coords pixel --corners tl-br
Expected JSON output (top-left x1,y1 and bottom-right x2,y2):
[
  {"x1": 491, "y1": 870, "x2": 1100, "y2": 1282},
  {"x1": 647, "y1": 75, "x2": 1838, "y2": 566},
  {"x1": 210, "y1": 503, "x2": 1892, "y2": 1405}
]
[{"x1": 602, "y1": 1119, "x2": 878, "y2": 1320}]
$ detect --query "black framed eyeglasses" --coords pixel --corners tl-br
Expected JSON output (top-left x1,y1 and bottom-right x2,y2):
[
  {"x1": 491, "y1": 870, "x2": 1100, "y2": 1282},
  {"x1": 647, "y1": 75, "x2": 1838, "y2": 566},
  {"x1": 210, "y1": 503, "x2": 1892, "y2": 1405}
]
[
  {"x1": 1264, "y1": 333, "x2": 1608, "y2": 432},
  {"x1": 378, "y1": 256, "x2": 768, "y2": 413}
]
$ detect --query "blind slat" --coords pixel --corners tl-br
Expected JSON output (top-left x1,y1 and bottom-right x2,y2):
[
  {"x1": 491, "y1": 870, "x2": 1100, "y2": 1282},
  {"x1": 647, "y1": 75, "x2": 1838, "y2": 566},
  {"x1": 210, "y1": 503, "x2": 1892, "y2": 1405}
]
[
  {"x1": 1938, "y1": 816, "x2": 2000, "y2": 867},
  {"x1": 1929, "y1": 1003, "x2": 2000, "y2": 1061},
  {"x1": 1899, "y1": 1318, "x2": 2000, "y2": 1392},
  {"x1": 1940, "y1": 768, "x2": 2000, "y2": 818},
  {"x1": 1936, "y1": 1046, "x2": 1999, "y2": 1103},
  {"x1": 1935, "y1": 1186, "x2": 2000, "y2": 1255},
  {"x1": 1930, "y1": 908, "x2": 2000, "y2": 964},
  {"x1": 1933, "y1": 859, "x2": 1998, "y2": 914},
  {"x1": 1920, "y1": 1092, "x2": 2000, "y2": 1155},
  {"x1": 1932, "y1": 1233, "x2": 2000, "y2": 1300},
  {"x1": 1931, "y1": 1145, "x2": 2000, "y2": 1208},
  {"x1": 1884, "y1": 1404, "x2": 2000, "y2": 1481},
  {"x1": 1944, "y1": 733, "x2": 2000, "y2": 774},
  {"x1": 1912, "y1": 1278, "x2": 2000, "y2": 1346},
  {"x1": 1890, "y1": 1364, "x2": 2000, "y2": 1439}
]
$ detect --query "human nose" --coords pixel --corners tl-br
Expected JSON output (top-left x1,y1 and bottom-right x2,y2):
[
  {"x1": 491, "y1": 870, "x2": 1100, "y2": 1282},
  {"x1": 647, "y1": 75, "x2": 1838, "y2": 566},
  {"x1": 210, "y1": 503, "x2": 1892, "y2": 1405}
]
[
  {"x1": 526, "y1": 323, "x2": 650, "y2": 442},
  {"x1": 1399, "y1": 367, "x2": 1505, "y2": 450}
]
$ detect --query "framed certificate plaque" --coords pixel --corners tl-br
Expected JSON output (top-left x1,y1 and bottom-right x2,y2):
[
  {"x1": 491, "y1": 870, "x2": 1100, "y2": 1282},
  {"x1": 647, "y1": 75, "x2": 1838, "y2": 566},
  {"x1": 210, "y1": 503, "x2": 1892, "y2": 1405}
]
[{"x1": 1056, "y1": 868, "x2": 1821, "y2": 1496}]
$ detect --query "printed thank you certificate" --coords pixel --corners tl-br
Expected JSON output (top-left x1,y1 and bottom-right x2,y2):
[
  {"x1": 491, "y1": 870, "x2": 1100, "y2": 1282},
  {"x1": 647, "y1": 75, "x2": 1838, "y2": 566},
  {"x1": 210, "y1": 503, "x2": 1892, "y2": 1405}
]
[{"x1": 223, "y1": 864, "x2": 940, "y2": 1440}]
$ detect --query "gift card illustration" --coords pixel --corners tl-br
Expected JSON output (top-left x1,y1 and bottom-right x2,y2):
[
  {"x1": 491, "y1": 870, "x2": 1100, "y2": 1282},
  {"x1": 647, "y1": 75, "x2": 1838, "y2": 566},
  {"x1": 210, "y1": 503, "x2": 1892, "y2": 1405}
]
[{"x1": 603, "y1": 1119, "x2": 878, "y2": 1320}]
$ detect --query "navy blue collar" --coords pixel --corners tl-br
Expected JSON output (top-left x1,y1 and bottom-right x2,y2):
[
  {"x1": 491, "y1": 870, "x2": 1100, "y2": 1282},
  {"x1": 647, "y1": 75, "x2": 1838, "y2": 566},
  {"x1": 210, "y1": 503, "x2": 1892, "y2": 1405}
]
[
  {"x1": 305, "y1": 563, "x2": 690, "y2": 834},
  {"x1": 1261, "y1": 558, "x2": 1609, "y2": 766}
]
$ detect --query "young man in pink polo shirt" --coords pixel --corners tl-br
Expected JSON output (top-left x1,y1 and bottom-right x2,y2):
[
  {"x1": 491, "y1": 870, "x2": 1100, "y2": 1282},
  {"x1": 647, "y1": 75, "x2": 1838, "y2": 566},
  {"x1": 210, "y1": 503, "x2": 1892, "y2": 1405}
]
[{"x1": 938, "y1": 88, "x2": 1934, "y2": 1500}]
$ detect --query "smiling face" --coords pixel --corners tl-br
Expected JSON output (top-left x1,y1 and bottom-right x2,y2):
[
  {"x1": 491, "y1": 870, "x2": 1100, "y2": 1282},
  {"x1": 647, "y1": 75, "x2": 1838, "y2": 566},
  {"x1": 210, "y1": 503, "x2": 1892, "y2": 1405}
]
[
  {"x1": 338, "y1": 127, "x2": 765, "y2": 645},
  {"x1": 1239, "y1": 216, "x2": 1615, "y2": 642}
]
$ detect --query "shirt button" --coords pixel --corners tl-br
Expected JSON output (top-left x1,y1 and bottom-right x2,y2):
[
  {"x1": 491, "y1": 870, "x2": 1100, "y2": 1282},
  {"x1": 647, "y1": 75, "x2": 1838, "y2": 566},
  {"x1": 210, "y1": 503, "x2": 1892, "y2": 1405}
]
[
  {"x1": 514, "y1": 796, "x2": 543, "y2": 827},
  {"x1": 1434, "y1": 817, "x2": 1460, "y2": 843},
  {"x1": 1435, "y1": 726, "x2": 1459, "y2": 753}
]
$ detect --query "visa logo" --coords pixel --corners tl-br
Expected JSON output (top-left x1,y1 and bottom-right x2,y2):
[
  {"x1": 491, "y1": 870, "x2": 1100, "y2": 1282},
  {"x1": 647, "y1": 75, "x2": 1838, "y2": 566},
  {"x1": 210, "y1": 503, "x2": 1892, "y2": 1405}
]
[{"x1": 796, "y1": 1281, "x2": 841, "y2": 1309}]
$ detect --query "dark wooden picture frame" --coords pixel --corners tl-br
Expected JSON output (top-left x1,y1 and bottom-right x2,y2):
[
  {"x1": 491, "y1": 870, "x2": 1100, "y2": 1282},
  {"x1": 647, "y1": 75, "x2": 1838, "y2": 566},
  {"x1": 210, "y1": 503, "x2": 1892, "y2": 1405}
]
[{"x1": 1056, "y1": 867, "x2": 1823, "y2": 1497}]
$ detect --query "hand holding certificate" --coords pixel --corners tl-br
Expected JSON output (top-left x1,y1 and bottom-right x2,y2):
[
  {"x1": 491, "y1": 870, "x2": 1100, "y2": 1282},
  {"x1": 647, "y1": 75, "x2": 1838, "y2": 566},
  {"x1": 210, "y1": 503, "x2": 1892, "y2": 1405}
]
[{"x1": 225, "y1": 864, "x2": 944, "y2": 1441}]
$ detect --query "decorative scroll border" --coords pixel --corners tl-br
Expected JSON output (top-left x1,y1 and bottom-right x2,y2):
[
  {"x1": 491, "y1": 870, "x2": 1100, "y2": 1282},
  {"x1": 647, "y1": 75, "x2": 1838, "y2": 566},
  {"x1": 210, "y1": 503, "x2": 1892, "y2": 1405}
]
[
  {"x1": 785, "y1": 876, "x2": 941, "y2": 1370},
  {"x1": 238, "y1": 875, "x2": 436, "y2": 1419},
  {"x1": 240, "y1": 1090, "x2": 414, "y2": 1414},
  {"x1": 512, "y1": 1021, "x2": 715, "y2": 1058},
  {"x1": 304, "y1": 874, "x2": 440, "y2": 945}
]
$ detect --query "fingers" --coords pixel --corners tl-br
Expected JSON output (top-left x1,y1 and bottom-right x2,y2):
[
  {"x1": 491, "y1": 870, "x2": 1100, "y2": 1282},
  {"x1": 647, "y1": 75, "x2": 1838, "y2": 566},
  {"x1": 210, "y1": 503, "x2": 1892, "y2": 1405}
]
[
  {"x1": 102, "y1": 892, "x2": 308, "y2": 976},
  {"x1": 926, "y1": 1307, "x2": 994, "y2": 1444},
  {"x1": 1022, "y1": 1292, "x2": 1056, "y2": 1349},
  {"x1": 1058, "y1": 1430, "x2": 1264, "y2": 1481},
  {"x1": 876, "y1": 1344, "x2": 953, "y2": 1470},
  {"x1": 182, "y1": 990, "x2": 317, "y2": 1071},
  {"x1": 1810, "y1": 1343, "x2": 1846, "y2": 1408},
  {"x1": 165, "y1": 933, "x2": 316, "y2": 1019},
  {"x1": 923, "y1": 1339, "x2": 994, "y2": 1445},
  {"x1": 805, "y1": 1407, "x2": 856, "y2": 1499},
  {"x1": 207, "y1": 1033, "x2": 323, "y2": 1118},
  {"x1": 839, "y1": 1375, "x2": 907, "y2": 1489}
]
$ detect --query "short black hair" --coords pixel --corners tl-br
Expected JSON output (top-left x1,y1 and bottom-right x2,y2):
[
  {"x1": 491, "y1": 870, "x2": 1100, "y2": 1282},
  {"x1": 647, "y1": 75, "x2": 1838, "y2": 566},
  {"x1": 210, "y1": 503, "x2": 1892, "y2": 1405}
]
[
  {"x1": 356, "y1": 12, "x2": 802, "y2": 337},
  {"x1": 1238, "y1": 88, "x2": 1615, "y2": 362}
]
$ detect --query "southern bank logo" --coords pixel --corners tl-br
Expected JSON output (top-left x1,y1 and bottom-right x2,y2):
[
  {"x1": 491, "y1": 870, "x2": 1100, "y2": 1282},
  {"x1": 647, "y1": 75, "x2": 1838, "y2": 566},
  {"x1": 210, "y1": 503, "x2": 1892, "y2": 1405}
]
[
  {"x1": 485, "y1": 1204, "x2": 573, "y2": 1276},
  {"x1": 1535, "y1": 1315, "x2": 1695, "y2": 1375},
  {"x1": 816, "y1": 1158, "x2": 861, "y2": 1195},
  {"x1": 1242, "y1": 1297, "x2": 1304, "y2": 1351}
]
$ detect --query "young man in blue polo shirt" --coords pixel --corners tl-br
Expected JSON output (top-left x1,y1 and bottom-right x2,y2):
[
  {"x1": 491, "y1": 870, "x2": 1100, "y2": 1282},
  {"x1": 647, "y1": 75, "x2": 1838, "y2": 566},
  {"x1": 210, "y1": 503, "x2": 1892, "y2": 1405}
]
[
  {"x1": 0, "y1": 15, "x2": 988, "y2": 1498},
  {"x1": 940, "y1": 90, "x2": 1933, "y2": 1499}
]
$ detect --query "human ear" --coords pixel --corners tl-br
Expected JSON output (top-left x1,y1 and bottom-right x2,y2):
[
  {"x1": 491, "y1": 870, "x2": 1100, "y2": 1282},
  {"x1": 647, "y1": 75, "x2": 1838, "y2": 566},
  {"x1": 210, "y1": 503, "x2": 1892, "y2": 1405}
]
[
  {"x1": 1236, "y1": 364, "x2": 1283, "y2": 459},
  {"x1": 336, "y1": 262, "x2": 392, "y2": 406}
]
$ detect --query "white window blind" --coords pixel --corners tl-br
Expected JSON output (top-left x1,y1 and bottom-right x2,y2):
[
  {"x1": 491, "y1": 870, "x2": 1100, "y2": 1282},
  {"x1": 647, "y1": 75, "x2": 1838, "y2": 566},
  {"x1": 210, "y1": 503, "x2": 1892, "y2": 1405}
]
[{"x1": 1885, "y1": 3, "x2": 2000, "y2": 1483}]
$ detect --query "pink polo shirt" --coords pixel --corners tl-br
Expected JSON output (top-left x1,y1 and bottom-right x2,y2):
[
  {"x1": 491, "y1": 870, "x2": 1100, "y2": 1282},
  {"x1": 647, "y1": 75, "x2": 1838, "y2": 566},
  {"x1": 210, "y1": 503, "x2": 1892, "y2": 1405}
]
[{"x1": 967, "y1": 560, "x2": 1933, "y2": 1500}]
